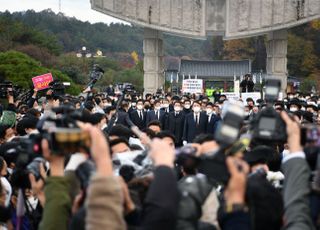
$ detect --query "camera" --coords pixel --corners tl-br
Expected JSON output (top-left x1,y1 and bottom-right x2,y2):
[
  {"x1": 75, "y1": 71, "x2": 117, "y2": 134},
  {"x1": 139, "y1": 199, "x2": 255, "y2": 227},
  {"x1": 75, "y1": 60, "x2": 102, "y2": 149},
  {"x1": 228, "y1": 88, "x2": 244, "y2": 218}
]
[
  {"x1": 251, "y1": 79, "x2": 287, "y2": 143},
  {"x1": 251, "y1": 106, "x2": 287, "y2": 143},
  {"x1": 0, "y1": 81, "x2": 22, "y2": 99},
  {"x1": 215, "y1": 101, "x2": 245, "y2": 145},
  {"x1": 87, "y1": 64, "x2": 104, "y2": 89},
  {"x1": 46, "y1": 80, "x2": 66, "y2": 100}
]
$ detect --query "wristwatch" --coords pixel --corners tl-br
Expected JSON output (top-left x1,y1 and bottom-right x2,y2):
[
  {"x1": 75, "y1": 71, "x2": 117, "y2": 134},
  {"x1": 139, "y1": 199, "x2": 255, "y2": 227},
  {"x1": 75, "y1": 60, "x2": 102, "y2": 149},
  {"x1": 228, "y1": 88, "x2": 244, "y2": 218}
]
[{"x1": 224, "y1": 203, "x2": 249, "y2": 213}]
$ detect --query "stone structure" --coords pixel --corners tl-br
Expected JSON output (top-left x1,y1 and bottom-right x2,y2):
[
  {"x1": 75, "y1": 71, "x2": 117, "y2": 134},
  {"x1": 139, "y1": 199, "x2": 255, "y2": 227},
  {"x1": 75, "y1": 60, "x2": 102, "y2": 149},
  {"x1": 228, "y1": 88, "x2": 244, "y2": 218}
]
[
  {"x1": 266, "y1": 30, "x2": 288, "y2": 93},
  {"x1": 143, "y1": 28, "x2": 164, "y2": 94},
  {"x1": 91, "y1": 0, "x2": 320, "y2": 93}
]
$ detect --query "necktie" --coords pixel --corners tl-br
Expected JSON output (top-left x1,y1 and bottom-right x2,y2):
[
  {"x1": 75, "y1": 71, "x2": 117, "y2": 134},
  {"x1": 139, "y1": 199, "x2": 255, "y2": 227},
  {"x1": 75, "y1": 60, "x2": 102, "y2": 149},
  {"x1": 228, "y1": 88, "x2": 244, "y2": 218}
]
[
  {"x1": 156, "y1": 111, "x2": 159, "y2": 120},
  {"x1": 140, "y1": 111, "x2": 143, "y2": 120},
  {"x1": 196, "y1": 114, "x2": 199, "y2": 125}
]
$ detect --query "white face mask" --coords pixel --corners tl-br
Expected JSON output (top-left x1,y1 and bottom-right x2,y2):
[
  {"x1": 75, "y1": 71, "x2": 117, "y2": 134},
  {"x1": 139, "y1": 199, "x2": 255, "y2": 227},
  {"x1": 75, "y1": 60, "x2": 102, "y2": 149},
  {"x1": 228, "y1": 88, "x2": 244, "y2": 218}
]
[
  {"x1": 193, "y1": 107, "x2": 201, "y2": 113},
  {"x1": 244, "y1": 112, "x2": 249, "y2": 117},
  {"x1": 184, "y1": 104, "x2": 191, "y2": 109},
  {"x1": 137, "y1": 105, "x2": 143, "y2": 110},
  {"x1": 155, "y1": 106, "x2": 161, "y2": 111},
  {"x1": 290, "y1": 107, "x2": 298, "y2": 112},
  {"x1": 104, "y1": 103, "x2": 111, "y2": 108},
  {"x1": 174, "y1": 106, "x2": 181, "y2": 112},
  {"x1": 206, "y1": 108, "x2": 213, "y2": 115},
  {"x1": 162, "y1": 104, "x2": 169, "y2": 108}
]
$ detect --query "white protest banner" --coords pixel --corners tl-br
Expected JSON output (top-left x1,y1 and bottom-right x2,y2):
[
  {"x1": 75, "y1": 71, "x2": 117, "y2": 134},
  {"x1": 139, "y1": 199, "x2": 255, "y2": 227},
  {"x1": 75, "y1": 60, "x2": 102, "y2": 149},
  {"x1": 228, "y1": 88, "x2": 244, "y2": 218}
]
[
  {"x1": 241, "y1": 92, "x2": 262, "y2": 104},
  {"x1": 182, "y1": 79, "x2": 203, "y2": 94},
  {"x1": 223, "y1": 92, "x2": 240, "y2": 101}
]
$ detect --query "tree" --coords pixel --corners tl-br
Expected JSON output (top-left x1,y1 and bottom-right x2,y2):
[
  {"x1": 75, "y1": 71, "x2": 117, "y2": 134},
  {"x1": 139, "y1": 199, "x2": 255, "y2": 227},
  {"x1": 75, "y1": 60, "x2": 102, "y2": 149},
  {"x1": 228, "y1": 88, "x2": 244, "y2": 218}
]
[{"x1": 0, "y1": 51, "x2": 81, "y2": 94}]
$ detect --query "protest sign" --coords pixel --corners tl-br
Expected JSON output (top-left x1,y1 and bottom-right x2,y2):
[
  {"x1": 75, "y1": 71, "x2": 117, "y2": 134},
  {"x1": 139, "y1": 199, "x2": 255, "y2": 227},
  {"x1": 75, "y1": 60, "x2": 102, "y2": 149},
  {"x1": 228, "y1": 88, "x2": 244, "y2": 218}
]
[
  {"x1": 182, "y1": 79, "x2": 203, "y2": 94},
  {"x1": 241, "y1": 92, "x2": 261, "y2": 104},
  {"x1": 32, "y1": 73, "x2": 53, "y2": 90},
  {"x1": 223, "y1": 92, "x2": 240, "y2": 101}
]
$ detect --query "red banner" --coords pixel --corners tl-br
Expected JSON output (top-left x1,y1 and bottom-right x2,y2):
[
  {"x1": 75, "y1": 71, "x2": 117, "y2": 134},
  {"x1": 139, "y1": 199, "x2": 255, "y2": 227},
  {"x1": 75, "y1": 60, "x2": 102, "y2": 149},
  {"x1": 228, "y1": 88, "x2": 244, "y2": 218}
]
[{"x1": 32, "y1": 73, "x2": 53, "y2": 90}]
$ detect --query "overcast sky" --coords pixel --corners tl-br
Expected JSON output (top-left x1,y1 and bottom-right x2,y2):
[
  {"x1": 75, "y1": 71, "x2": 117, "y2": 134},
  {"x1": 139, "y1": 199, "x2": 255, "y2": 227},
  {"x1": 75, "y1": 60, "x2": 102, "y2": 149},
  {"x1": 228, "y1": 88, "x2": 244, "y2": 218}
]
[{"x1": 0, "y1": 0, "x2": 127, "y2": 24}]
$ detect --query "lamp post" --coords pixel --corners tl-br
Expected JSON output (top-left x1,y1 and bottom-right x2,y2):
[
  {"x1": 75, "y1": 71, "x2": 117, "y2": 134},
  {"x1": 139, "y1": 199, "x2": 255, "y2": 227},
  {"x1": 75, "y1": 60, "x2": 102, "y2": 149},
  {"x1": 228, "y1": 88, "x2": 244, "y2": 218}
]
[{"x1": 76, "y1": 46, "x2": 92, "y2": 74}]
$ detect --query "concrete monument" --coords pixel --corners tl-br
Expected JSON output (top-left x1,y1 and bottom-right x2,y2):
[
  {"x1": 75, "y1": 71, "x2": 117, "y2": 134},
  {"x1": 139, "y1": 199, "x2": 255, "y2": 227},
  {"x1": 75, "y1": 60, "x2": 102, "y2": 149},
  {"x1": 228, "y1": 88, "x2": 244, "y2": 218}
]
[{"x1": 91, "y1": 0, "x2": 320, "y2": 94}]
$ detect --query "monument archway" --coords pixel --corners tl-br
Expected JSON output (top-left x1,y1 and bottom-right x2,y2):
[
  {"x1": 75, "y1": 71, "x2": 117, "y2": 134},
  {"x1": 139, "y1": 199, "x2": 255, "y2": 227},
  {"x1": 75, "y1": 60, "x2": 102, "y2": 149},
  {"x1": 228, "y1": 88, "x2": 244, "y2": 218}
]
[{"x1": 90, "y1": 0, "x2": 320, "y2": 94}]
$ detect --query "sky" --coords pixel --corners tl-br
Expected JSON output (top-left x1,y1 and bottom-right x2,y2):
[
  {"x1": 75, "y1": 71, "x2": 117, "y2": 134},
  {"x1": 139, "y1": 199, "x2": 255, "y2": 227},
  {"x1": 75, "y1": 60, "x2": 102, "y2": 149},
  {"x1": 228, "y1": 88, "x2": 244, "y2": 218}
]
[{"x1": 0, "y1": 0, "x2": 127, "y2": 24}]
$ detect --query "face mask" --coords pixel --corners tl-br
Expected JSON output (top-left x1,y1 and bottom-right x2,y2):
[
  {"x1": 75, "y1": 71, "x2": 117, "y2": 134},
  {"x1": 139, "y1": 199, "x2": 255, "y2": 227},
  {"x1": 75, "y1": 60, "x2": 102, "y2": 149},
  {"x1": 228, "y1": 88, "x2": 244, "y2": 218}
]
[
  {"x1": 206, "y1": 108, "x2": 213, "y2": 115},
  {"x1": 155, "y1": 106, "x2": 161, "y2": 111},
  {"x1": 244, "y1": 112, "x2": 249, "y2": 117},
  {"x1": 288, "y1": 96, "x2": 294, "y2": 99},
  {"x1": 144, "y1": 105, "x2": 150, "y2": 110},
  {"x1": 137, "y1": 105, "x2": 143, "y2": 110},
  {"x1": 104, "y1": 103, "x2": 111, "y2": 108},
  {"x1": 290, "y1": 107, "x2": 298, "y2": 112},
  {"x1": 193, "y1": 107, "x2": 201, "y2": 113},
  {"x1": 7, "y1": 168, "x2": 13, "y2": 175},
  {"x1": 301, "y1": 107, "x2": 306, "y2": 111},
  {"x1": 184, "y1": 104, "x2": 191, "y2": 109},
  {"x1": 174, "y1": 106, "x2": 181, "y2": 112},
  {"x1": 163, "y1": 104, "x2": 169, "y2": 108}
]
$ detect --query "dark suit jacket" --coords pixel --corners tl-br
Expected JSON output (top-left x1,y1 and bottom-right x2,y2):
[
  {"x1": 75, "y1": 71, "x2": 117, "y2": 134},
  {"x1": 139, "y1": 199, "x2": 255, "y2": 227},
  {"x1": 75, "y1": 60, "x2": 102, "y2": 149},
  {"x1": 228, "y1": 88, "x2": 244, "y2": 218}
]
[
  {"x1": 164, "y1": 112, "x2": 185, "y2": 146},
  {"x1": 130, "y1": 110, "x2": 147, "y2": 130},
  {"x1": 141, "y1": 166, "x2": 178, "y2": 230},
  {"x1": 183, "y1": 112, "x2": 208, "y2": 143},
  {"x1": 115, "y1": 111, "x2": 130, "y2": 127},
  {"x1": 206, "y1": 114, "x2": 221, "y2": 135},
  {"x1": 282, "y1": 157, "x2": 315, "y2": 230},
  {"x1": 146, "y1": 110, "x2": 165, "y2": 125}
]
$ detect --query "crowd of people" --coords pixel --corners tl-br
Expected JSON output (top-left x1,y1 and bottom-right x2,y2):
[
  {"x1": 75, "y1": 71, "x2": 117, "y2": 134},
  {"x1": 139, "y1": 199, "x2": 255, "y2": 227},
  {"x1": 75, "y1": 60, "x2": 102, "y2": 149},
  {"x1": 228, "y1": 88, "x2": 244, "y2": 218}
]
[{"x1": 0, "y1": 84, "x2": 319, "y2": 230}]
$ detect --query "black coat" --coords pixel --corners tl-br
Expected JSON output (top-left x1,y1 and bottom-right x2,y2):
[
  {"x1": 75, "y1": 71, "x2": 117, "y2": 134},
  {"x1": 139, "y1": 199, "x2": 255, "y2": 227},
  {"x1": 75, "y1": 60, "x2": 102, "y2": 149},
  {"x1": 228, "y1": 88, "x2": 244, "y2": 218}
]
[
  {"x1": 164, "y1": 112, "x2": 185, "y2": 146},
  {"x1": 206, "y1": 114, "x2": 221, "y2": 135},
  {"x1": 183, "y1": 112, "x2": 208, "y2": 143},
  {"x1": 130, "y1": 110, "x2": 147, "y2": 130},
  {"x1": 146, "y1": 110, "x2": 165, "y2": 125}
]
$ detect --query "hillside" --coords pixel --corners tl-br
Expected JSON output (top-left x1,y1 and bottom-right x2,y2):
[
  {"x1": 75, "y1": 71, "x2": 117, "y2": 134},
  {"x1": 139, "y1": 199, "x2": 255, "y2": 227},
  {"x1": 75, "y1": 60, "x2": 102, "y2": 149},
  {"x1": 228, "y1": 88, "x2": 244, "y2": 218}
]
[{"x1": 1, "y1": 9, "x2": 209, "y2": 59}]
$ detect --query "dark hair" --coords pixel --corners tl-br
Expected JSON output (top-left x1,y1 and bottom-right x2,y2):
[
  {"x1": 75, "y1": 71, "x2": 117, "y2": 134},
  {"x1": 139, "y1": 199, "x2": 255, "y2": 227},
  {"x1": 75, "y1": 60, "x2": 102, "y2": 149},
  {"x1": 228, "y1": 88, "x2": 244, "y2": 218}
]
[
  {"x1": 173, "y1": 101, "x2": 182, "y2": 107},
  {"x1": 246, "y1": 174, "x2": 284, "y2": 230},
  {"x1": 104, "y1": 105, "x2": 116, "y2": 115},
  {"x1": 192, "y1": 100, "x2": 201, "y2": 106},
  {"x1": 109, "y1": 125, "x2": 133, "y2": 141},
  {"x1": 0, "y1": 125, "x2": 10, "y2": 139},
  {"x1": 109, "y1": 137, "x2": 130, "y2": 151},
  {"x1": 0, "y1": 156, "x2": 4, "y2": 172},
  {"x1": 95, "y1": 98, "x2": 102, "y2": 105},
  {"x1": 147, "y1": 120, "x2": 162, "y2": 129},
  {"x1": 193, "y1": 134, "x2": 215, "y2": 144},
  {"x1": 145, "y1": 128, "x2": 157, "y2": 139},
  {"x1": 155, "y1": 131, "x2": 176, "y2": 143},
  {"x1": 84, "y1": 101, "x2": 95, "y2": 112}
]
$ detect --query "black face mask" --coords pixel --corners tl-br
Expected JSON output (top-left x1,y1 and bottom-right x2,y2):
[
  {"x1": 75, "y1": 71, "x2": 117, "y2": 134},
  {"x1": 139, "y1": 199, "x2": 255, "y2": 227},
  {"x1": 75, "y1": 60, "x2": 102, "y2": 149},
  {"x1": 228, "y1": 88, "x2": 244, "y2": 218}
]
[{"x1": 144, "y1": 105, "x2": 151, "y2": 110}]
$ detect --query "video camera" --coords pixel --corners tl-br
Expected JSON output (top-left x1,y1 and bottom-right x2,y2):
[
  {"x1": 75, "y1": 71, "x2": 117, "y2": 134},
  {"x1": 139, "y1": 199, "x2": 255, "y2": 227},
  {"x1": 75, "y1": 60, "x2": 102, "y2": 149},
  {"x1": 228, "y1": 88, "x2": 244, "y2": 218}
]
[
  {"x1": 1, "y1": 105, "x2": 91, "y2": 188},
  {"x1": 86, "y1": 64, "x2": 104, "y2": 89},
  {"x1": 0, "y1": 81, "x2": 23, "y2": 99}
]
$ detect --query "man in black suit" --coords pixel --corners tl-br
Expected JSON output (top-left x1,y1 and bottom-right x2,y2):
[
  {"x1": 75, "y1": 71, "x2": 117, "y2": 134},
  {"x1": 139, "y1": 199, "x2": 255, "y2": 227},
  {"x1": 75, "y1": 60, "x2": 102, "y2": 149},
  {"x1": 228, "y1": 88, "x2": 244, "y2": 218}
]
[
  {"x1": 129, "y1": 99, "x2": 146, "y2": 130},
  {"x1": 206, "y1": 102, "x2": 221, "y2": 135},
  {"x1": 183, "y1": 100, "x2": 208, "y2": 144},
  {"x1": 164, "y1": 101, "x2": 185, "y2": 147},
  {"x1": 146, "y1": 100, "x2": 165, "y2": 125}
]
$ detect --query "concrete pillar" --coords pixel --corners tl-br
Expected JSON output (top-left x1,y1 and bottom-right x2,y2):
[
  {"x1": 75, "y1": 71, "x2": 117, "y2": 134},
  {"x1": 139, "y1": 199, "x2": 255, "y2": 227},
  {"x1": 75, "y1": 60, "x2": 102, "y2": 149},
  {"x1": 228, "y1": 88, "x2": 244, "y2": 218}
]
[
  {"x1": 143, "y1": 28, "x2": 164, "y2": 95},
  {"x1": 266, "y1": 29, "x2": 288, "y2": 94}
]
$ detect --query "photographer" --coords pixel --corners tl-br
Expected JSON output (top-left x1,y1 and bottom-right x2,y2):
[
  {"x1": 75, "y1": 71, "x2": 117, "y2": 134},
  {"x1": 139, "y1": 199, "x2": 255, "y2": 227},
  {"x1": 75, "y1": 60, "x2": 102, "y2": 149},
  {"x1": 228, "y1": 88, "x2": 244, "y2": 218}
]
[{"x1": 280, "y1": 112, "x2": 315, "y2": 230}]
